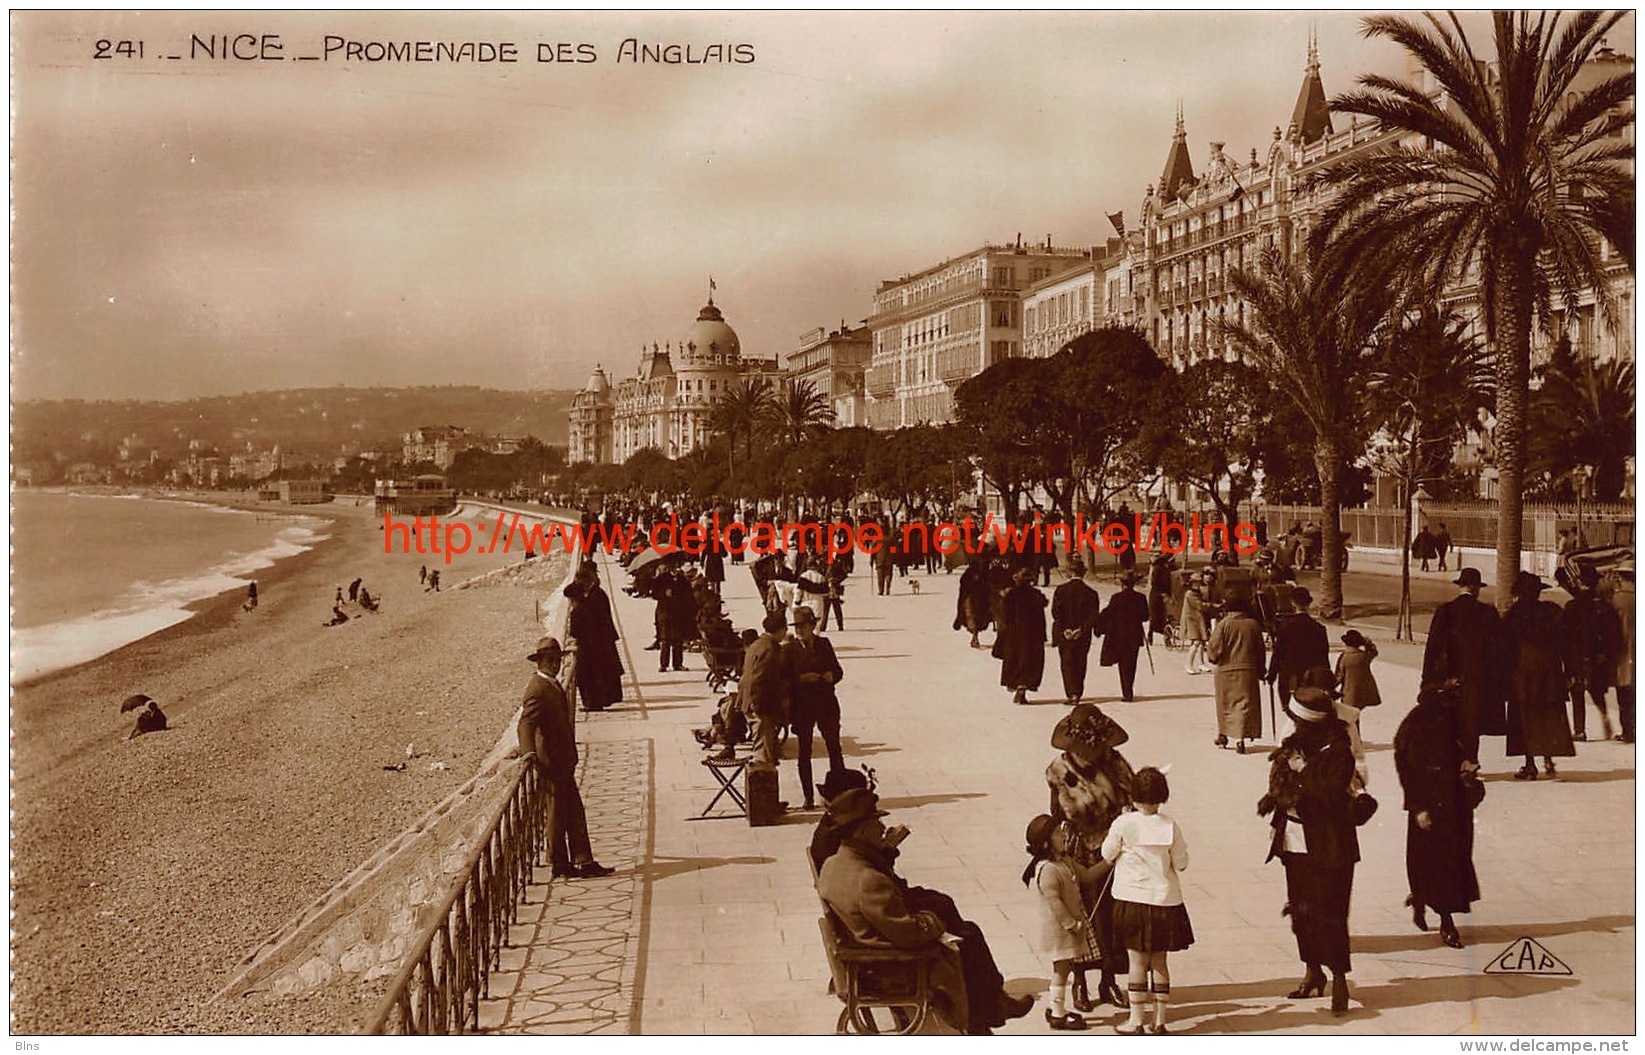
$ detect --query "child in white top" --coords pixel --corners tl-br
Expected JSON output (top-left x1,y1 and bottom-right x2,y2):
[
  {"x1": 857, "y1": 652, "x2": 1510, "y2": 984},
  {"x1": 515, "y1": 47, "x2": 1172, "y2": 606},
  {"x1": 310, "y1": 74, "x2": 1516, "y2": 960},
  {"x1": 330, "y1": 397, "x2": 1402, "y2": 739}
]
[
  {"x1": 1101, "y1": 767, "x2": 1193, "y2": 1035},
  {"x1": 1023, "y1": 815, "x2": 1089, "y2": 1031}
]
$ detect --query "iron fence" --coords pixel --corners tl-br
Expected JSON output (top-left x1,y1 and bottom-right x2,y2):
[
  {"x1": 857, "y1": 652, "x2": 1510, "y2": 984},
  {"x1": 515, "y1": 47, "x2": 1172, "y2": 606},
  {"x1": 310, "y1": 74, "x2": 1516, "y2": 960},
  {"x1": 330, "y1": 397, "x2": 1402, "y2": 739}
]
[
  {"x1": 1256, "y1": 503, "x2": 1634, "y2": 552},
  {"x1": 366, "y1": 649, "x2": 579, "y2": 1035}
]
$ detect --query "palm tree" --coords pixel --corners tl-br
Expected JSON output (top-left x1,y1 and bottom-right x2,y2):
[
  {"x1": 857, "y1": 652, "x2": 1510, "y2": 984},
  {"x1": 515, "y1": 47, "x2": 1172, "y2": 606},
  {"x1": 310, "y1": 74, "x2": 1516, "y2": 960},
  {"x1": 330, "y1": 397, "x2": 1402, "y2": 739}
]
[
  {"x1": 1315, "y1": 11, "x2": 1634, "y2": 608},
  {"x1": 1361, "y1": 309, "x2": 1493, "y2": 638},
  {"x1": 1218, "y1": 244, "x2": 1392, "y2": 619},
  {"x1": 769, "y1": 378, "x2": 835, "y2": 448},
  {"x1": 1528, "y1": 337, "x2": 1636, "y2": 503},
  {"x1": 707, "y1": 376, "x2": 775, "y2": 479}
]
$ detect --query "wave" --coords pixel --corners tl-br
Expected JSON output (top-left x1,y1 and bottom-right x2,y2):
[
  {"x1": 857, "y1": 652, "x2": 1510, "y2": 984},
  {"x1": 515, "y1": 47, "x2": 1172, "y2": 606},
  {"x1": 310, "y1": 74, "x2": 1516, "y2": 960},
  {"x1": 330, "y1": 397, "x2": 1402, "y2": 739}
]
[{"x1": 10, "y1": 521, "x2": 331, "y2": 684}]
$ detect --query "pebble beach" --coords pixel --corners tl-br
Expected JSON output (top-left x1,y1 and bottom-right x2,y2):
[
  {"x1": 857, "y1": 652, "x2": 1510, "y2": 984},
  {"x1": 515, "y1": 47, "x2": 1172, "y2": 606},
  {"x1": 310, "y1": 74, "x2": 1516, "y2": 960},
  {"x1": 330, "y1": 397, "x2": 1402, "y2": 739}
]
[{"x1": 10, "y1": 496, "x2": 569, "y2": 1033}]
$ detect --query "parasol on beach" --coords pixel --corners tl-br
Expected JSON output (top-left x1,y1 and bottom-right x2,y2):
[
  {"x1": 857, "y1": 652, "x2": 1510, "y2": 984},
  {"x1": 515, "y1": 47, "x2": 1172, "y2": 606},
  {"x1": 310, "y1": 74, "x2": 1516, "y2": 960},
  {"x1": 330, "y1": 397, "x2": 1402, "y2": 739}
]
[{"x1": 120, "y1": 693, "x2": 156, "y2": 714}]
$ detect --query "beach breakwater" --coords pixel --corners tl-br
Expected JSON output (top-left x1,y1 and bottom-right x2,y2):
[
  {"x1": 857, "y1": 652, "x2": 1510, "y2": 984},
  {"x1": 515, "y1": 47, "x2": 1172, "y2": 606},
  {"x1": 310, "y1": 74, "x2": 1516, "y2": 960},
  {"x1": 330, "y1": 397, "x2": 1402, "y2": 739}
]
[{"x1": 212, "y1": 511, "x2": 579, "y2": 1024}]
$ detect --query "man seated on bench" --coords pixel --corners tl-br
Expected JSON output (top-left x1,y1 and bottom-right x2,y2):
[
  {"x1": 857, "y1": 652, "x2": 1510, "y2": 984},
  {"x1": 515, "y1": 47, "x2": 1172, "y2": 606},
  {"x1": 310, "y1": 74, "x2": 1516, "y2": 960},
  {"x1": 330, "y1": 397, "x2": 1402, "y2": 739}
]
[{"x1": 815, "y1": 784, "x2": 1035, "y2": 1035}]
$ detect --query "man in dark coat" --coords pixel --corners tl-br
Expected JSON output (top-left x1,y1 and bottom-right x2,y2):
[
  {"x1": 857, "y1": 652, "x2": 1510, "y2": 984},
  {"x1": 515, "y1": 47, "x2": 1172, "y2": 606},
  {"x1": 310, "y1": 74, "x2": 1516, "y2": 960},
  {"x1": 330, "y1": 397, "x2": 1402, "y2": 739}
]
[
  {"x1": 1268, "y1": 586, "x2": 1330, "y2": 713},
  {"x1": 653, "y1": 566, "x2": 696, "y2": 673},
  {"x1": 1421, "y1": 568, "x2": 1507, "y2": 764},
  {"x1": 1147, "y1": 553, "x2": 1175, "y2": 643},
  {"x1": 1098, "y1": 570, "x2": 1151, "y2": 702},
  {"x1": 1558, "y1": 569, "x2": 1623, "y2": 741},
  {"x1": 742, "y1": 611, "x2": 794, "y2": 778},
  {"x1": 703, "y1": 545, "x2": 726, "y2": 598},
  {"x1": 994, "y1": 565, "x2": 1048, "y2": 705},
  {"x1": 566, "y1": 561, "x2": 624, "y2": 711},
  {"x1": 954, "y1": 556, "x2": 994, "y2": 649},
  {"x1": 1051, "y1": 555, "x2": 1102, "y2": 703},
  {"x1": 515, "y1": 636, "x2": 614, "y2": 880},
  {"x1": 786, "y1": 606, "x2": 846, "y2": 811}
]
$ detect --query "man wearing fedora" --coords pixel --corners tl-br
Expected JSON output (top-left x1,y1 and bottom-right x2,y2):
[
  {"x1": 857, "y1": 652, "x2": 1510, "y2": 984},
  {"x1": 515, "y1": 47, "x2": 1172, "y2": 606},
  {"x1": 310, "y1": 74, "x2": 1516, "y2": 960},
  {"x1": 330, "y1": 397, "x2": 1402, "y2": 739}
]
[
  {"x1": 514, "y1": 636, "x2": 614, "y2": 880},
  {"x1": 1052, "y1": 555, "x2": 1102, "y2": 704},
  {"x1": 815, "y1": 786, "x2": 1034, "y2": 1034},
  {"x1": 786, "y1": 605, "x2": 847, "y2": 811},
  {"x1": 1269, "y1": 586, "x2": 1329, "y2": 717},
  {"x1": 1098, "y1": 570, "x2": 1150, "y2": 702},
  {"x1": 1421, "y1": 568, "x2": 1508, "y2": 765}
]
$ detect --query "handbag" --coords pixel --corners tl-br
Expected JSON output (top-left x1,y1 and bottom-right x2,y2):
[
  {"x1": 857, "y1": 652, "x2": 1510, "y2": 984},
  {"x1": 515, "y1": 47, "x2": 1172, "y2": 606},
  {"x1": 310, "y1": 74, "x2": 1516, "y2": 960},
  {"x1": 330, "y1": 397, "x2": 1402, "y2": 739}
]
[
  {"x1": 1461, "y1": 771, "x2": 1487, "y2": 810},
  {"x1": 1351, "y1": 790, "x2": 1379, "y2": 826}
]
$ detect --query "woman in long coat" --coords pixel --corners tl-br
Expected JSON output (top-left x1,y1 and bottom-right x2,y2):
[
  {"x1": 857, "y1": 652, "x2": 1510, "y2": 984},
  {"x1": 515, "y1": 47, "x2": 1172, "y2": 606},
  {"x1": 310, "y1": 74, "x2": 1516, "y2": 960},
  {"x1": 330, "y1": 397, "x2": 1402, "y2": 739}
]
[
  {"x1": 1206, "y1": 597, "x2": 1265, "y2": 751},
  {"x1": 1504, "y1": 572, "x2": 1575, "y2": 779},
  {"x1": 1394, "y1": 680, "x2": 1480, "y2": 950},
  {"x1": 566, "y1": 562, "x2": 624, "y2": 711},
  {"x1": 994, "y1": 565, "x2": 1048, "y2": 705},
  {"x1": 1260, "y1": 688, "x2": 1359, "y2": 1014},
  {"x1": 954, "y1": 555, "x2": 994, "y2": 649}
]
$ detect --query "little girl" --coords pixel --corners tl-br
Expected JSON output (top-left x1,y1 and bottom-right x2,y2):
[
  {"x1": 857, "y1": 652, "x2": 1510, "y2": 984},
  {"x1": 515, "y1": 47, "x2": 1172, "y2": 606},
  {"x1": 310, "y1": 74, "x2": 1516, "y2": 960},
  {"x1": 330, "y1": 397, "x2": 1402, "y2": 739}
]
[
  {"x1": 1023, "y1": 815, "x2": 1090, "y2": 1031},
  {"x1": 1101, "y1": 767, "x2": 1193, "y2": 1035},
  {"x1": 1181, "y1": 583, "x2": 1210, "y2": 674}
]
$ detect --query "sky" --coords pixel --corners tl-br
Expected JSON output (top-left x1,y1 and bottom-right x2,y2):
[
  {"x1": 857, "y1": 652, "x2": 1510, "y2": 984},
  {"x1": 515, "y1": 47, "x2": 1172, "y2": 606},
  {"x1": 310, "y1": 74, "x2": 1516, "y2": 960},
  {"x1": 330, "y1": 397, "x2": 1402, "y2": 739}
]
[{"x1": 10, "y1": 10, "x2": 1631, "y2": 402}]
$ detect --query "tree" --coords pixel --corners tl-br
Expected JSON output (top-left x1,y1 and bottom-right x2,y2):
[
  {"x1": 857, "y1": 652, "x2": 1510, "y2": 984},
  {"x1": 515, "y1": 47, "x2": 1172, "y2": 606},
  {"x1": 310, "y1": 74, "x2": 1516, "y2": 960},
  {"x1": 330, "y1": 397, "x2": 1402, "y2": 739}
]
[
  {"x1": 1159, "y1": 358, "x2": 1274, "y2": 522},
  {"x1": 623, "y1": 447, "x2": 679, "y2": 499},
  {"x1": 953, "y1": 357, "x2": 1054, "y2": 517},
  {"x1": 768, "y1": 378, "x2": 835, "y2": 448},
  {"x1": 707, "y1": 376, "x2": 775, "y2": 479},
  {"x1": 1528, "y1": 337, "x2": 1636, "y2": 503},
  {"x1": 1316, "y1": 10, "x2": 1634, "y2": 608},
  {"x1": 1219, "y1": 245, "x2": 1391, "y2": 619},
  {"x1": 954, "y1": 328, "x2": 1171, "y2": 521},
  {"x1": 1360, "y1": 309, "x2": 1493, "y2": 638},
  {"x1": 863, "y1": 425, "x2": 966, "y2": 521},
  {"x1": 1048, "y1": 328, "x2": 1173, "y2": 518}
]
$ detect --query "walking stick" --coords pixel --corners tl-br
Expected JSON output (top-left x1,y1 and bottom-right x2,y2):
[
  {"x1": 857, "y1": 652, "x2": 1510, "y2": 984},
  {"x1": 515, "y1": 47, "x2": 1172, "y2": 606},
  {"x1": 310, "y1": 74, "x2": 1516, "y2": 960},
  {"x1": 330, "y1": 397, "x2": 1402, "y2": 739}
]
[
  {"x1": 1266, "y1": 677, "x2": 1277, "y2": 740},
  {"x1": 1142, "y1": 635, "x2": 1155, "y2": 676}
]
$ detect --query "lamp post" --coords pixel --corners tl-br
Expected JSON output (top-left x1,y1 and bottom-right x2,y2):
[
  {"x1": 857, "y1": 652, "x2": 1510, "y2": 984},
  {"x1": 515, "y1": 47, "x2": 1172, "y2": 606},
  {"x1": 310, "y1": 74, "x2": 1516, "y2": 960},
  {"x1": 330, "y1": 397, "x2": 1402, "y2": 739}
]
[{"x1": 1576, "y1": 464, "x2": 1594, "y2": 549}]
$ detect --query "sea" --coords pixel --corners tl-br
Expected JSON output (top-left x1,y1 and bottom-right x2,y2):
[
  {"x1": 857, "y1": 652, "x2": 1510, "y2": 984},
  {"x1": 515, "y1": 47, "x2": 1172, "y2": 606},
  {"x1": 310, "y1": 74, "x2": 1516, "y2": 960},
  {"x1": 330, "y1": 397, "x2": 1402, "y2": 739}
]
[{"x1": 10, "y1": 491, "x2": 331, "y2": 684}]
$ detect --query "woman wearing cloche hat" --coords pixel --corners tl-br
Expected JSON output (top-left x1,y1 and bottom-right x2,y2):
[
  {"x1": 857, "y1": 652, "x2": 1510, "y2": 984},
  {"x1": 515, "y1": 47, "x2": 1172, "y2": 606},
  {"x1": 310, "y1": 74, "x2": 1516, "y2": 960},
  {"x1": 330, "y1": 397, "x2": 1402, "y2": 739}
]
[{"x1": 1504, "y1": 571, "x2": 1576, "y2": 779}]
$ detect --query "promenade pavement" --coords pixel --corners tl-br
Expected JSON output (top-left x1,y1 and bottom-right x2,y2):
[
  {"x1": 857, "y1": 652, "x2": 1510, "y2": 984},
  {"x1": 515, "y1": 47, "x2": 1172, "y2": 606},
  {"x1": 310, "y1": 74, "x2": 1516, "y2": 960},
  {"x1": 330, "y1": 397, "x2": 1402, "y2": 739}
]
[{"x1": 480, "y1": 553, "x2": 1636, "y2": 1037}]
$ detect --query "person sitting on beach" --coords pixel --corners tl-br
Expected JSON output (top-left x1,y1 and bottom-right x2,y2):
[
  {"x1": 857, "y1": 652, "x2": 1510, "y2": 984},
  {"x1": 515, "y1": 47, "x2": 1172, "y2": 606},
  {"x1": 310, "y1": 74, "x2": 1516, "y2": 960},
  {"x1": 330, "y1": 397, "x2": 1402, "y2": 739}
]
[
  {"x1": 325, "y1": 605, "x2": 350, "y2": 627},
  {"x1": 121, "y1": 694, "x2": 168, "y2": 739},
  {"x1": 359, "y1": 587, "x2": 380, "y2": 613},
  {"x1": 243, "y1": 581, "x2": 258, "y2": 611}
]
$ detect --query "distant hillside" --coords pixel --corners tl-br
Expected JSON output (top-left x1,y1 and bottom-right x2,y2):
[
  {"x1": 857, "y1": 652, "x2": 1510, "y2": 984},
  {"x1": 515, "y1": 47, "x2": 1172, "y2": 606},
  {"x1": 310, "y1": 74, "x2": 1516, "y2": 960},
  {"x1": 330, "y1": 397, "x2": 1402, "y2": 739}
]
[{"x1": 13, "y1": 386, "x2": 577, "y2": 466}]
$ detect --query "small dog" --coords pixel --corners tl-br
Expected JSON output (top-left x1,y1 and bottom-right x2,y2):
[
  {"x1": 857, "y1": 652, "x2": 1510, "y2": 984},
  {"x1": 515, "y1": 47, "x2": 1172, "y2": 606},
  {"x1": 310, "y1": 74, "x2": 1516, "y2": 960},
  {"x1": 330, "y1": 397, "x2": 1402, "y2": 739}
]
[{"x1": 909, "y1": 580, "x2": 921, "y2": 595}]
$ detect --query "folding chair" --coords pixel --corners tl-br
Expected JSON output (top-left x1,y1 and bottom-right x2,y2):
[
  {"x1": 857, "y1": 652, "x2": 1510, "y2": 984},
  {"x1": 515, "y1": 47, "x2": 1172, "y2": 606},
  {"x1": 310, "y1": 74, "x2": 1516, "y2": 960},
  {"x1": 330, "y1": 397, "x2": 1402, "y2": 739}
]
[{"x1": 691, "y1": 751, "x2": 751, "y2": 820}]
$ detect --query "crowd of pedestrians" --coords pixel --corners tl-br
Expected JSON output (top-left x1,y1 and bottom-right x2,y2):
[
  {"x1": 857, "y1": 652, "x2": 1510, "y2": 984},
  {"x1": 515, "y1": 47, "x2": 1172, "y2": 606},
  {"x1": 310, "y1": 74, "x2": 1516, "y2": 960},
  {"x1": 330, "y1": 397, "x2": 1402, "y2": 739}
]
[{"x1": 522, "y1": 496, "x2": 1632, "y2": 1034}]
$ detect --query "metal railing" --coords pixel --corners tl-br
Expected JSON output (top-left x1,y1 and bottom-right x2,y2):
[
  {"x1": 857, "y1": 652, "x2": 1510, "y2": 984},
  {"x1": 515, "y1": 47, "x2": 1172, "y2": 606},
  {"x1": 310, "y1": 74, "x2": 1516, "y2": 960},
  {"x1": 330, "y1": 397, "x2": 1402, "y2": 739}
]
[{"x1": 367, "y1": 651, "x2": 579, "y2": 1035}]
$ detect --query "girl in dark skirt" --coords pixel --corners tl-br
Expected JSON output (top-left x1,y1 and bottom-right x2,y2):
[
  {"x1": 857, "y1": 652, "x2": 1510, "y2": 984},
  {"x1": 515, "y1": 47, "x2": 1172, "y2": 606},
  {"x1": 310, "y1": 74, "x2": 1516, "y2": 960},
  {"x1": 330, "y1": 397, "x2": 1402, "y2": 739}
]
[{"x1": 1101, "y1": 767, "x2": 1193, "y2": 1035}]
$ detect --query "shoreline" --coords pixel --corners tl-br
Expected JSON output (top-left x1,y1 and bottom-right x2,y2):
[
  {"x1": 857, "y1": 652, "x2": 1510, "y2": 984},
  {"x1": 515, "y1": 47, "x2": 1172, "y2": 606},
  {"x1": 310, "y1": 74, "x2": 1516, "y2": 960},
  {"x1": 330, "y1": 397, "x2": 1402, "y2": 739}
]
[
  {"x1": 10, "y1": 496, "x2": 571, "y2": 1033},
  {"x1": 11, "y1": 492, "x2": 339, "y2": 691}
]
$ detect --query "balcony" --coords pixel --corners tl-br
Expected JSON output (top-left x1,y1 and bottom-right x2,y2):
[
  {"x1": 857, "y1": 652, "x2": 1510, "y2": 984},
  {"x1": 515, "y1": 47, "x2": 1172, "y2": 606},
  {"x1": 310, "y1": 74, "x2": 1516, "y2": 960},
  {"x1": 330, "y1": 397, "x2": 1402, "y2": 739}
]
[
  {"x1": 865, "y1": 364, "x2": 897, "y2": 397},
  {"x1": 938, "y1": 347, "x2": 981, "y2": 382}
]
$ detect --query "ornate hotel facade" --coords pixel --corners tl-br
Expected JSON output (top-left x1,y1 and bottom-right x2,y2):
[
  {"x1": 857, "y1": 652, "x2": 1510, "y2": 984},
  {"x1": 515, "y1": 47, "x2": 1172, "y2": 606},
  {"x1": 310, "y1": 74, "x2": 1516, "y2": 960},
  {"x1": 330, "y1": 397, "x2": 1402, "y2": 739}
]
[
  {"x1": 863, "y1": 242, "x2": 1092, "y2": 428},
  {"x1": 570, "y1": 39, "x2": 1632, "y2": 479},
  {"x1": 567, "y1": 293, "x2": 783, "y2": 465}
]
